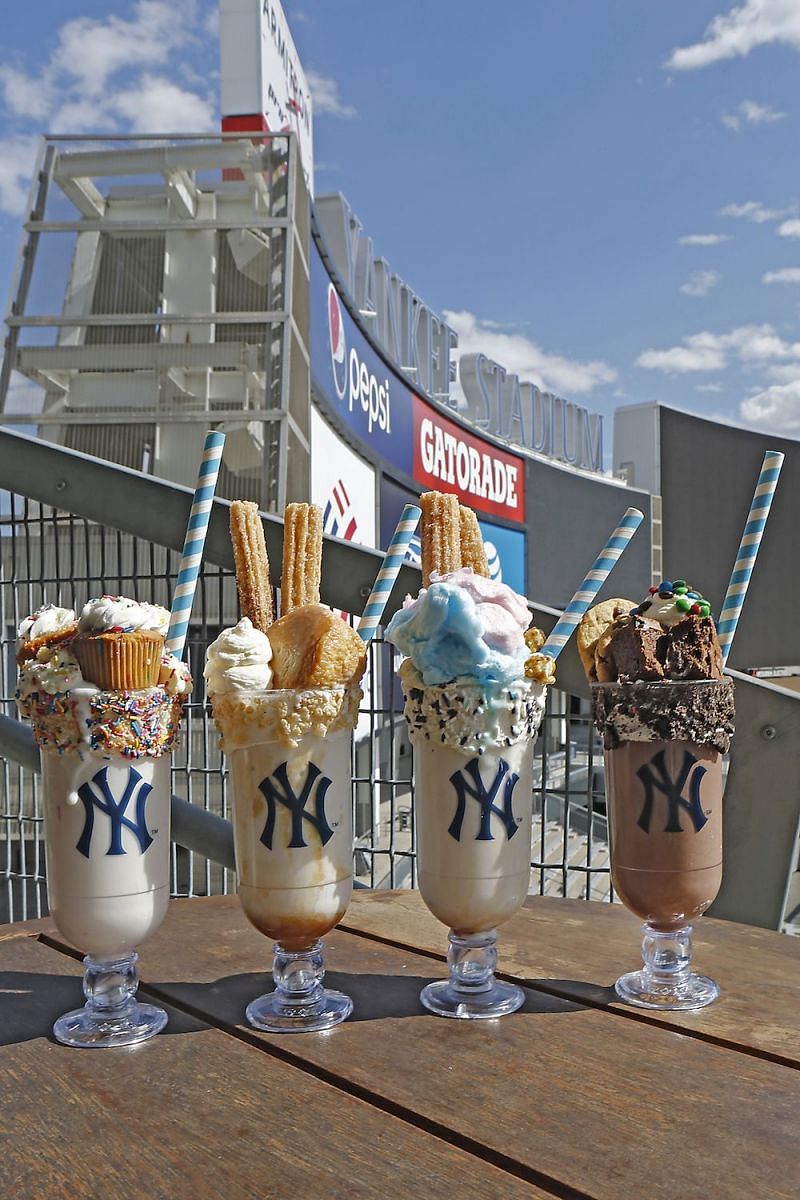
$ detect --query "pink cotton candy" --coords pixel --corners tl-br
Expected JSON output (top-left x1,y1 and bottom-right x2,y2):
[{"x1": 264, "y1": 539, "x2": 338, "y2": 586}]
[{"x1": 434, "y1": 567, "x2": 530, "y2": 654}]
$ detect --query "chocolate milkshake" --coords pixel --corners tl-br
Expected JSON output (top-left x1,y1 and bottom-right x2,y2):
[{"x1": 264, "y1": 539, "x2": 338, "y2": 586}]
[
  {"x1": 594, "y1": 679, "x2": 734, "y2": 931},
  {"x1": 583, "y1": 581, "x2": 735, "y2": 1010}
]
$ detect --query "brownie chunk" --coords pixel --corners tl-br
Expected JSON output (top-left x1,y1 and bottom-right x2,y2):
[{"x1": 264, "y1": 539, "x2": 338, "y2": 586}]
[
  {"x1": 607, "y1": 615, "x2": 666, "y2": 681},
  {"x1": 664, "y1": 615, "x2": 723, "y2": 680}
]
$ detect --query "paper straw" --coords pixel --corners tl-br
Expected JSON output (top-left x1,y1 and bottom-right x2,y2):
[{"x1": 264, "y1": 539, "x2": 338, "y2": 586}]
[
  {"x1": 165, "y1": 430, "x2": 226, "y2": 659},
  {"x1": 539, "y1": 507, "x2": 645, "y2": 661},
  {"x1": 717, "y1": 449, "x2": 783, "y2": 666},
  {"x1": 357, "y1": 503, "x2": 422, "y2": 643}
]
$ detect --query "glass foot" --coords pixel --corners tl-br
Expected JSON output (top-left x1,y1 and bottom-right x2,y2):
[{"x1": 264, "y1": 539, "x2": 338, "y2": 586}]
[
  {"x1": 421, "y1": 977, "x2": 524, "y2": 1019},
  {"x1": 615, "y1": 923, "x2": 720, "y2": 1011},
  {"x1": 53, "y1": 952, "x2": 167, "y2": 1048},
  {"x1": 614, "y1": 969, "x2": 719, "y2": 1011},
  {"x1": 54, "y1": 1002, "x2": 168, "y2": 1047},
  {"x1": 421, "y1": 928, "x2": 524, "y2": 1020},
  {"x1": 246, "y1": 988, "x2": 353, "y2": 1033},
  {"x1": 246, "y1": 939, "x2": 353, "y2": 1033}
]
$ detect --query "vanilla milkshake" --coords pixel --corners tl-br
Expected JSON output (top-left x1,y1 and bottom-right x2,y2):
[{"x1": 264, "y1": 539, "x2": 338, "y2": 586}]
[
  {"x1": 388, "y1": 564, "x2": 552, "y2": 1018},
  {"x1": 16, "y1": 600, "x2": 191, "y2": 1046}
]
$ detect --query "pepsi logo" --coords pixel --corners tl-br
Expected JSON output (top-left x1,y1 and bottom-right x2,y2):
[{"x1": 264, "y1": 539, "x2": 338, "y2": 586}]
[{"x1": 328, "y1": 284, "x2": 348, "y2": 401}]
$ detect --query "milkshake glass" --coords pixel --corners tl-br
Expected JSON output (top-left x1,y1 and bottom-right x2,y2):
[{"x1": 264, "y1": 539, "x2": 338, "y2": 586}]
[
  {"x1": 404, "y1": 676, "x2": 547, "y2": 1018},
  {"x1": 593, "y1": 678, "x2": 735, "y2": 1010},
  {"x1": 211, "y1": 684, "x2": 358, "y2": 1032},
  {"x1": 27, "y1": 682, "x2": 185, "y2": 1046}
]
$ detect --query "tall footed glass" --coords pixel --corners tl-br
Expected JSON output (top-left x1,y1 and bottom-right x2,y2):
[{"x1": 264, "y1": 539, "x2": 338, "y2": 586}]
[
  {"x1": 30, "y1": 683, "x2": 184, "y2": 1047},
  {"x1": 593, "y1": 678, "x2": 735, "y2": 1010},
  {"x1": 213, "y1": 686, "x2": 357, "y2": 1033},
  {"x1": 404, "y1": 676, "x2": 546, "y2": 1018}
]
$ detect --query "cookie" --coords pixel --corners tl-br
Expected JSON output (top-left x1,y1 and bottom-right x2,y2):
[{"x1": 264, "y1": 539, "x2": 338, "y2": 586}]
[{"x1": 577, "y1": 598, "x2": 635, "y2": 682}]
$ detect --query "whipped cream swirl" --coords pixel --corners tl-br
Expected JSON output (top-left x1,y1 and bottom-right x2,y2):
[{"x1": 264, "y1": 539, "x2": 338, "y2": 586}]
[{"x1": 204, "y1": 618, "x2": 273, "y2": 695}]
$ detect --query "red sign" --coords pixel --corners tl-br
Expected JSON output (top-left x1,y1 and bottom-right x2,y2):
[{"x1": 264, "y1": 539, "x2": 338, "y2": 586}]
[{"x1": 412, "y1": 397, "x2": 525, "y2": 523}]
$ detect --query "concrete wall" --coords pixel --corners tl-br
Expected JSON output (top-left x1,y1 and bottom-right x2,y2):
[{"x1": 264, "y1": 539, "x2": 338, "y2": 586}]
[
  {"x1": 524, "y1": 455, "x2": 653, "y2": 611},
  {"x1": 658, "y1": 407, "x2": 797, "y2": 670}
]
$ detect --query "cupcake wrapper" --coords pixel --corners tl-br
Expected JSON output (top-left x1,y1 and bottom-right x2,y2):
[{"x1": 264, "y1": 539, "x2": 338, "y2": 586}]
[{"x1": 74, "y1": 632, "x2": 164, "y2": 691}]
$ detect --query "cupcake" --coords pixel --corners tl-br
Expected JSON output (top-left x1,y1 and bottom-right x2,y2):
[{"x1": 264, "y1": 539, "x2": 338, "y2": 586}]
[
  {"x1": 16, "y1": 604, "x2": 78, "y2": 665},
  {"x1": 72, "y1": 596, "x2": 170, "y2": 690}
]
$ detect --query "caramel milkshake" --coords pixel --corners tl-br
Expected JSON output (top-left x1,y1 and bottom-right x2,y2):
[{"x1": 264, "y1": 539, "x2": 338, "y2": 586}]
[{"x1": 207, "y1": 499, "x2": 367, "y2": 1032}]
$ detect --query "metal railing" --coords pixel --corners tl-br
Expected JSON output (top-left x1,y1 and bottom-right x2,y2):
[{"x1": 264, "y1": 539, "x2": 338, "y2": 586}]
[{"x1": 1, "y1": 429, "x2": 799, "y2": 930}]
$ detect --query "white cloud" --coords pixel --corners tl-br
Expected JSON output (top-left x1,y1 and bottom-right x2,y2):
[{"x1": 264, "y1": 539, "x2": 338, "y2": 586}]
[
  {"x1": 666, "y1": 1, "x2": 800, "y2": 71},
  {"x1": 445, "y1": 309, "x2": 617, "y2": 397},
  {"x1": 697, "y1": 382, "x2": 724, "y2": 392},
  {"x1": 0, "y1": 65, "x2": 54, "y2": 120},
  {"x1": 111, "y1": 75, "x2": 215, "y2": 133},
  {"x1": 0, "y1": 1, "x2": 217, "y2": 212},
  {"x1": 765, "y1": 362, "x2": 800, "y2": 382},
  {"x1": 762, "y1": 267, "x2": 800, "y2": 284},
  {"x1": 53, "y1": 1, "x2": 188, "y2": 99},
  {"x1": 306, "y1": 69, "x2": 357, "y2": 118},
  {"x1": 636, "y1": 324, "x2": 800, "y2": 374},
  {"x1": 0, "y1": 136, "x2": 39, "y2": 215},
  {"x1": 680, "y1": 270, "x2": 720, "y2": 297},
  {"x1": 720, "y1": 200, "x2": 795, "y2": 223},
  {"x1": 721, "y1": 99, "x2": 786, "y2": 129},
  {"x1": 740, "y1": 379, "x2": 800, "y2": 434},
  {"x1": 678, "y1": 233, "x2": 733, "y2": 245},
  {"x1": 778, "y1": 219, "x2": 800, "y2": 238}
]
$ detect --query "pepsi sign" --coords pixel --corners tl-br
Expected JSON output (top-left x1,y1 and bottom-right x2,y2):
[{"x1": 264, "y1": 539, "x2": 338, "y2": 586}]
[{"x1": 327, "y1": 284, "x2": 392, "y2": 435}]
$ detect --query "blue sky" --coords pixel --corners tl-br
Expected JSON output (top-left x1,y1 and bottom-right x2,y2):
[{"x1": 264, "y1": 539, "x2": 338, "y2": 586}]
[{"x1": 1, "y1": 1, "x2": 800, "y2": 441}]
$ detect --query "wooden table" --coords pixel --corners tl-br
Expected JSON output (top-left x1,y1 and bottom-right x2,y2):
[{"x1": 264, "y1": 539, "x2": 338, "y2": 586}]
[{"x1": 1, "y1": 893, "x2": 798, "y2": 1200}]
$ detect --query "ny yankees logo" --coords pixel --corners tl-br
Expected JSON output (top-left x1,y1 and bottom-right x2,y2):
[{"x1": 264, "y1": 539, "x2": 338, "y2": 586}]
[
  {"x1": 448, "y1": 757, "x2": 520, "y2": 842},
  {"x1": 636, "y1": 749, "x2": 708, "y2": 835},
  {"x1": 258, "y1": 761, "x2": 335, "y2": 850},
  {"x1": 76, "y1": 766, "x2": 154, "y2": 858}
]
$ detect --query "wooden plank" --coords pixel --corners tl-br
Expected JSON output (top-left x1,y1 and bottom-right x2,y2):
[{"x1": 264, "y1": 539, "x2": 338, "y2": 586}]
[
  {"x1": 128, "y1": 897, "x2": 800, "y2": 1200},
  {"x1": 0, "y1": 933, "x2": 546, "y2": 1200},
  {"x1": 341, "y1": 890, "x2": 800, "y2": 1064}
]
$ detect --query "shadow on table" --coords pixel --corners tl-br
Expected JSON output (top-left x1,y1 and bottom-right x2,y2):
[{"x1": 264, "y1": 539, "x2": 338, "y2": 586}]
[
  {"x1": 145, "y1": 969, "x2": 586, "y2": 1024},
  {"x1": 519, "y1": 976, "x2": 618, "y2": 1006},
  {"x1": 0, "y1": 971, "x2": 207, "y2": 1047}
]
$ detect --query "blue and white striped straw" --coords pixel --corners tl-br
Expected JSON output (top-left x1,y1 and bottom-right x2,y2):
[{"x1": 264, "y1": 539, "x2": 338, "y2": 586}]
[
  {"x1": 165, "y1": 430, "x2": 226, "y2": 659},
  {"x1": 540, "y1": 507, "x2": 645, "y2": 661},
  {"x1": 357, "y1": 503, "x2": 422, "y2": 643},
  {"x1": 717, "y1": 449, "x2": 783, "y2": 666}
]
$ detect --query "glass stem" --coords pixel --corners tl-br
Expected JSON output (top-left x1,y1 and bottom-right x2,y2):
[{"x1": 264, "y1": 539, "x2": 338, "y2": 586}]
[
  {"x1": 271, "y1": 941, "x2": 326, "y2": 1017},
  {"x1": 640, "y1": 924, "x2": 693, "y2": 991},
  {"x1": 82, "y1": 952, "x2": 140, "y2": 1019},
  {"x1": 446, "y1": 930, "x2": 498, "y2": 996}
]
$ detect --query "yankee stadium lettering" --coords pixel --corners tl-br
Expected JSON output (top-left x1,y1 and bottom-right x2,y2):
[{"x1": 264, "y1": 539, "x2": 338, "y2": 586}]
[
  {"x1": 636, "y1": 749, "x2": 708, "y2": 835},
  {"x1": 76, "y1": 766, "x2": 154, "y2": 858},
  {"x1": 448, "y1": 757, "x2": 520, "y2": 842},
  {"x1": 259, "y1": 761, "x2": 335, "y2": 850}
]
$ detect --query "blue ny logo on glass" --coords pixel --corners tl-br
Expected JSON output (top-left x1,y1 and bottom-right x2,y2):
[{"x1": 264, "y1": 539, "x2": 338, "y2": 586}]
[
  {"x1": 447, "y1": 757, "x2": 520, "y2": 843},
  {"x1": 258, "y1": 761, "x2": 335, "y2": 850},
  {"x1": 636, "y1": 748, "x2": 708, "y2": 835},
  {"x1": 76, "y1": 766, "x2": 154, "y2": 859}
]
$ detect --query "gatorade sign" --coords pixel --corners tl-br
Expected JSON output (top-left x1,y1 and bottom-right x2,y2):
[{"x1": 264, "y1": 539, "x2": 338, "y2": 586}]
[{"x1": 413, "y1": 398, "x2": 524, "y2": 522}]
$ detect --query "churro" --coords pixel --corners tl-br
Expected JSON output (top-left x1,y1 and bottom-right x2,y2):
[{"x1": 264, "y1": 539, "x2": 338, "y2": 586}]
[
  {"x1": 458, "y1": 505, "x2": 489, "y2": 577},
  {"x1": 420, "y1": 491, "x2": 461, "y2": 586},
  {"x1": 230, "y1": 501, "x2": 274, "y2": 633},
  {"x1": 281, "y1": 503, "x2": 323, "y2": 613}
]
